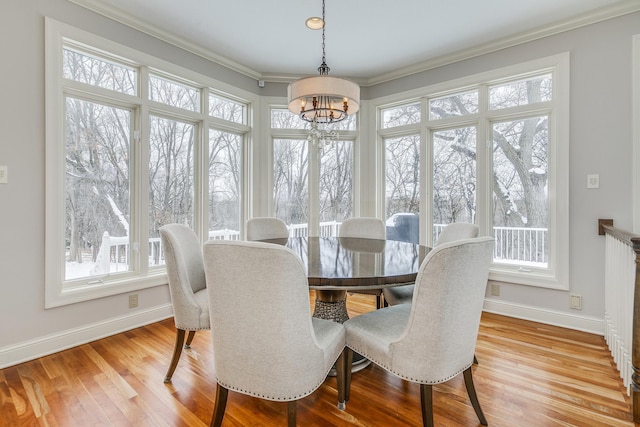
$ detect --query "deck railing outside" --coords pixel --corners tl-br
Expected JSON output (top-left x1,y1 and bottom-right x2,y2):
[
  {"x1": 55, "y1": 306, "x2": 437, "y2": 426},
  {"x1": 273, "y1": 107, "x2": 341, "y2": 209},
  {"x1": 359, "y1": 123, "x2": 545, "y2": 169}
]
[
  {"x1": 93, "y1": 222, "x2": 548, "y2": 274},
  {"x1": 493, "y1": 226, "x2": 548, "y2": 264},
  {"x1": 289, "y1": 221, "x2": 341, "y2": 237}
]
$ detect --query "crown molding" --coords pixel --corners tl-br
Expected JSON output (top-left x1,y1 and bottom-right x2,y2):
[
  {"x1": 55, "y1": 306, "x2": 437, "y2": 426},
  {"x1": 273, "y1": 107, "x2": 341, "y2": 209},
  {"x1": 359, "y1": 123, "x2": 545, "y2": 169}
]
[
  {"x1": 364, "y1": 0, "x2": 640, "y2": 86},
  {"x1": 66, "y1": 0, "x2": 262, "y2": 80},
  {"x1": 67, "y1": 0, "x2": 640, "y2": 87}
]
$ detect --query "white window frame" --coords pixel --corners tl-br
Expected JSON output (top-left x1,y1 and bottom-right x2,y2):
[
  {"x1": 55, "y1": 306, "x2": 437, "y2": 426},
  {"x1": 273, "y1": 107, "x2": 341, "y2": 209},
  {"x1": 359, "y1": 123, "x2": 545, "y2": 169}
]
[
  {"x1": 45, "y1": 18, "x2": 257, "y2": 307},
  {"x1": 373, "y1": 53, "x2": 570, "y2": 289}
]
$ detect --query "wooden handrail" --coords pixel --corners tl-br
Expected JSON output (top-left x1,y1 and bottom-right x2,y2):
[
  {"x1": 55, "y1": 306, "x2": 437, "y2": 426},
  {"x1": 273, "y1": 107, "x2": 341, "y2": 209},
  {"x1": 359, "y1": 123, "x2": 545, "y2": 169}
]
[{"x1": 601, "y1": 220, "x2": 640, "y2": 422}]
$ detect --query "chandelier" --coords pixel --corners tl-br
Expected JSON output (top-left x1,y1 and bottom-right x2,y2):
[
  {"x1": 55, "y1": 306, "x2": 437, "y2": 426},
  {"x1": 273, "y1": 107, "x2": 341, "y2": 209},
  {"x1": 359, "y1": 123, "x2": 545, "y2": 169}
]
[{"x1": 287, "y1": 0, "x2": 360, "y2": 148}]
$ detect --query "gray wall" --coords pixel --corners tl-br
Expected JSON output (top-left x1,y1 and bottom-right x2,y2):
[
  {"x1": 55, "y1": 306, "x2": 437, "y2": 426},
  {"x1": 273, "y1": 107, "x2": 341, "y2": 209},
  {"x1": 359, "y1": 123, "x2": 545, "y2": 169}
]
[{"x1": 0, "y1": 0, "x2": 637, "y2": 365}]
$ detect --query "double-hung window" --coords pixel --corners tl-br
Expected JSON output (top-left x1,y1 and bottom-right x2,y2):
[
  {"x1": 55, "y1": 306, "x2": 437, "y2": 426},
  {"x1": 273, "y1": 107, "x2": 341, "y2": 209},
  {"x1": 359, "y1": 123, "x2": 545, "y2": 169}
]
[
  {"x1": 378, "y1": 54, "x2": 569, "y2": 288},
  {"x1": 45, "y1": 19, "x2": 253, "y2": 307}
]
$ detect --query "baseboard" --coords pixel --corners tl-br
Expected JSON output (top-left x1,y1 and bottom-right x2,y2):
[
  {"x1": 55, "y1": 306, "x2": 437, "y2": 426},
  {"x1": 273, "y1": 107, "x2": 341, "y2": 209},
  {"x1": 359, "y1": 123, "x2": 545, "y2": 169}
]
[
  {"x1": 483, "y1": 298, "x2": 604, "y2": 335},
  {"x1": 1, "y1": 300, "x2": 604, "y2": 369},
  {"x1": 0, "y1": 304, "x2": 173, "y2": 369}
]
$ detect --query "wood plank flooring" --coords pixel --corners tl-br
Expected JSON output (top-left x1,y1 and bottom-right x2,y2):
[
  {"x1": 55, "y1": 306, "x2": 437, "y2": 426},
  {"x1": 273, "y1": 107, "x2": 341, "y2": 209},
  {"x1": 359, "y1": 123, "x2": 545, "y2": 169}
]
[{"x1": 0, "y1": 293, "x2": 635, "y2": 426}]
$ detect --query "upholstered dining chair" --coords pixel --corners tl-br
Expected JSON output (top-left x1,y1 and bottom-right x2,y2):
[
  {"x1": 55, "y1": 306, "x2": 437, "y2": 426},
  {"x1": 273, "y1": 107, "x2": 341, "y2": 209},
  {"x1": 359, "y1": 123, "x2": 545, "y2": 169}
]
[
  {"x1": 339, "y1": 217, "x2": 386, "y2": 240},
  {"x1": 246, "y1": 217, "x2": 290, "y2": 241},
  {"x1": 159, "y1": 224, "x2": 210, "y2": 383},
  {"x1": 344, "y1": 237, "x2": 494, "y2": 427},
  {"x1": 339, "y1": 217, "x2": 386, "y2": 309},
  {"x1": 203, "y1": 240, "x2": 347, "y2": 427},
  {"x1": 383, "y1": 222, "x2": 479, "y2": 306}
]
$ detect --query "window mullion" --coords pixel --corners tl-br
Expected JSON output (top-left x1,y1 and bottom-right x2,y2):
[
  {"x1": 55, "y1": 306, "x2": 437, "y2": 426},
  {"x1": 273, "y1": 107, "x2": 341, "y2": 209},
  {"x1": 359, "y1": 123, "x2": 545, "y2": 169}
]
[
  {"x1": 308, "y1": 145, "x2": 320, "y2": 237},
  {"x1": 476, "y1": 84, "x2": 490, "y2": 238},
  {"x1": 199, "y1": 88, "x2": 211, "y2": 242},
  {"x1": 195, "y1": 121, "x2": 207, "y2": 242},
  {"x1": 136, "y1": 66, "x2": 150, "y2": 276}
]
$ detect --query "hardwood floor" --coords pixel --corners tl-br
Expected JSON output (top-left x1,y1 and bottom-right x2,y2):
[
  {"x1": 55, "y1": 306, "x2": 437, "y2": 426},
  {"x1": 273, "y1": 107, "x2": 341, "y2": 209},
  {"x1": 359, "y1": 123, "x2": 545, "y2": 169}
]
[{"x1": 0, "y1": 293, "x2": 635, "y2": 426}]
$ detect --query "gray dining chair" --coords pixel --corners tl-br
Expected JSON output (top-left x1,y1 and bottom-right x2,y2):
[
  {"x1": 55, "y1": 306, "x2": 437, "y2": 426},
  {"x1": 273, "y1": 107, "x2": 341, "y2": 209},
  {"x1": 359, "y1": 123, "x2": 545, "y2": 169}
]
[
  {"x1": 339, "y1": 217, "x2": 386, "y2": 240},
  {"x1": 159, "y1": 224, "x2": 210, "y2": 383},
  {"x1": 339, "y1": 217, "x2": 386, "y2": 309},
  {"x1": 246, "y1": 217, "x2": 290, "y2": 241},
  {"x1": 383, "y1": 222, "x2": 479, "y2": 306},
  {"x1": 203, "y1": 240, "x2": 347, "y2": 427},
  {"x1": 344, "y1": 236, "x2": 494, "y2": 427}
]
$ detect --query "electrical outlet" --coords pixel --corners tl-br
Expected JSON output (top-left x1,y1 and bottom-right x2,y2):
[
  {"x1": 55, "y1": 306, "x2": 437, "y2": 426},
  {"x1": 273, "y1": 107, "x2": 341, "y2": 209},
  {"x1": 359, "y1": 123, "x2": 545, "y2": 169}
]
[
  {"x1": 129, "y1": 294, "x2": 138, "y2": 308},
  {"x1": 490, "y1": 283, "x2": 500, "y2": 296},
  {"x1": 0, "y1": 166, "x2": 7, "y2": 184},
  {"x1": 570, "y1": 294, "x2": 582, "y2": 310},
  {"x1": 587, "y1": 174, "x2": 599, "y2": 189}
]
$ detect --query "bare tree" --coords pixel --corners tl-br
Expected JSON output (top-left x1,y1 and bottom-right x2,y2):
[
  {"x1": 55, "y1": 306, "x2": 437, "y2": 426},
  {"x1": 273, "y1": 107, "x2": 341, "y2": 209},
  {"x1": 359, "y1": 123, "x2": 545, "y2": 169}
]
[
  {"x1": 65, "y1": 98, "x2": 130, "y2": 263},
  {"x1": 320, "y1": 141, "x2": 353, "y2": 222},
  {"x1": 385, "y1": 135, "x2": 420, "y2": 217},
  {"x1": 273, "y1": 139, "x2": 309, "y2": 224},
  {"x1": 209, "y1": 130, "x2": 241, "y2": 232}
]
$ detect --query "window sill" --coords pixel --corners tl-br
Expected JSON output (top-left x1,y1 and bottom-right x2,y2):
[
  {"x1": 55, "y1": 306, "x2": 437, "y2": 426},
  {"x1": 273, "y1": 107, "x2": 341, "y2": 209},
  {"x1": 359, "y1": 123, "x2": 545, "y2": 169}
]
[
  {"x1": 489, "y1": 265, "x2": 568, "y2": 290},
  {"x1": 45, "y1": 272, "x2": 168, "y2": 308}
]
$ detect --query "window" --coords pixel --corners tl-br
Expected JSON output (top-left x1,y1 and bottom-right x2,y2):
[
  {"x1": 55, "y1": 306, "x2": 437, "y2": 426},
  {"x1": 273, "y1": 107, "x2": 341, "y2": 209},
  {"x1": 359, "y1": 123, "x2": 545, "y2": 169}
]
[
  {"x1": 429, "y1": 91, "x2": 478, "y2": 119},
  {"x1": 382, "y1": 102, "x2": 420, "y2": 128},
  {"x1": 271, "y1": 108, "x2": 356, "y2": 236},
  {"x1": 320, "y1": 141, "x2": 353, "y2": 225},
  {"x1": 149, "y1": 74, "x2": 200, "y2": 112},
  {"x1": 273, "y1": 138, "x2": 309, "y2": 227},
  {"x1": 148, "y1": 114, "x2": 196, "y2": 266},
  {"x1": 491, "y1": 116, "x2": 549, "y2": 266},
  {"x1": 377, "y1": 54, "x2": 569, "y2": 289},
  {"x1": 46, "y1": 19, "x2": 254, "y2": 306},
  {"x1": 432, "y1": 126, "x2": 477, "y2": 241},
  {"x1": 64, "y1": 97, "x2": 133, "y2": 279},
  {"x1": 208, "y1": 129, "x2": 243, "y2": 240},
  {"x1": 209, "y1": 93, "x2": 246, "y2": 124},
  {"x1": 62, "y1": 47, "x2": 136, "y2": 95}
]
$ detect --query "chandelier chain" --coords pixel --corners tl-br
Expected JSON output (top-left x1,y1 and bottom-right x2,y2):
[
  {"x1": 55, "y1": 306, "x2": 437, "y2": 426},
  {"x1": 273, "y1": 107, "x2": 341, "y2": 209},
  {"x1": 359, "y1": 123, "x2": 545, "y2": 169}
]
[
  {"x1": 318, "y1": 0, "x2": 329, "y2": 75},
  {"x1": 321, "y1": 0, "x2": 326, "y2": 64}
]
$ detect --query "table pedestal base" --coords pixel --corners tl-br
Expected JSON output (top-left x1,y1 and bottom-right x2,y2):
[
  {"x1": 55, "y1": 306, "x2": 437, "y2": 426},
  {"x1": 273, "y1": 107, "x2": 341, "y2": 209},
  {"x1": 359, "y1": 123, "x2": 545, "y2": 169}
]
[
  {"x1": 312, "y1": 298, "x2": 349, "y2": 323},
  {"x1": 313, "y1": 289, "x2": 371, "y2": 375}
]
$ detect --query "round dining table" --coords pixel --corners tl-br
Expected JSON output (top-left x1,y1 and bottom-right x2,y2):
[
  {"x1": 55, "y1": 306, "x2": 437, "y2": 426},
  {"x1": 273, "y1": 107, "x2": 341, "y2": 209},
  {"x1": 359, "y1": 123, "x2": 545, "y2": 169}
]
[{"x1": 260, "y1": 236, "x2": 430, "y2": 326}]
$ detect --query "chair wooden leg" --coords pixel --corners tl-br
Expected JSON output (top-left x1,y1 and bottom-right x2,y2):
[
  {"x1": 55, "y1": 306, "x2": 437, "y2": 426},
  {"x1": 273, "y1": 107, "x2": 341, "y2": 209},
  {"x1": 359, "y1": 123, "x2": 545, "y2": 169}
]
[
  {"x1": 210, "y1": 383, "x2": 228, "y2": 427},
  {"x1": 473, "y1": 354, "x2": 478, "y2": 365},
  {"x1": 420, "y1": 383, "x2": 434, "y2": 427},
  {"x1": 345, "y1": 348, "x2": 353, "y2": 403},
  {"x1": 463, "y1": 367, "x2": 488, "y2": 426},
  {"x1": 287, "y1": 401, "x2": 296, "y2": 427},
  {"x1": 184, "y1": 330, "x2": 196, "y2": 348},
  {"x1": 336, "y1": 350, "x2": 346, "y2": 409},
  {"x1": 376, "y1": 294, "x2": 383, "y2": 309},
  {"x1": 164, "y1": 328, "x2": 186, "y2": 382}
]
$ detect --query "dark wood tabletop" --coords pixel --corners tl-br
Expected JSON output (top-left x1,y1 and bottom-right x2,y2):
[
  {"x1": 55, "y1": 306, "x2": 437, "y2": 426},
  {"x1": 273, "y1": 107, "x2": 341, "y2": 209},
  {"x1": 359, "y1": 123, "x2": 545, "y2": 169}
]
[{"x1": 261, "y1": 236, "x2": 430, "y2": 291}]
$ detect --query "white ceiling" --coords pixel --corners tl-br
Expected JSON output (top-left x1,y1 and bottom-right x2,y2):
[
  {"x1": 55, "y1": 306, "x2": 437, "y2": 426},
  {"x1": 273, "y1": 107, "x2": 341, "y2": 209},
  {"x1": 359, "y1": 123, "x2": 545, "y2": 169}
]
[{"x1": 71, "y1": 0, "x2": 637, "y2": 84}]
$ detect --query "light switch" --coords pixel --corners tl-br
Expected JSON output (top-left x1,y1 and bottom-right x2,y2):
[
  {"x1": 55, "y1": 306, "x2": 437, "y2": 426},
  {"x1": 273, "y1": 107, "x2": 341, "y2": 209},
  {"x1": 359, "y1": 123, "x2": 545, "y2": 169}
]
[
  {"x1": 0, "y1": 166, "x2": 7, "y2": 184},
  {"x1": 587, "y1": 174, "x2": 599, "y2": 189}
]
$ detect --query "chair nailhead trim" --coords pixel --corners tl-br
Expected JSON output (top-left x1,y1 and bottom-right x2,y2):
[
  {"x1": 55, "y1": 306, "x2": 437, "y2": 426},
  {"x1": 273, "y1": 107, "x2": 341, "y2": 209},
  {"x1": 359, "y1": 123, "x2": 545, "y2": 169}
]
[
  {"x1": 347, "y1": 345, "x2": 470, "y2": 384},
  {"x1": 215, "y1": 365, "x2": 335, "y2": 401},
  {"x1": 213, "y1": 348, "x2": 342, "y2": 401}
]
